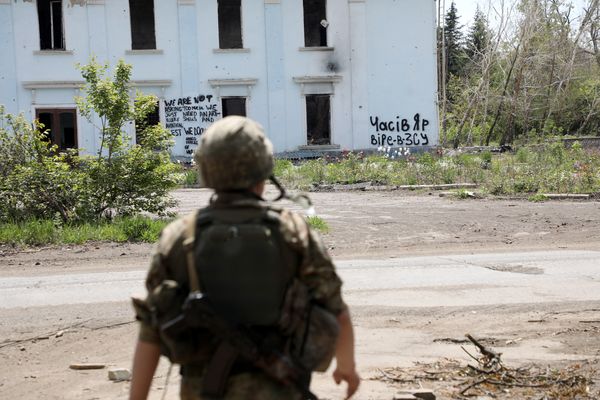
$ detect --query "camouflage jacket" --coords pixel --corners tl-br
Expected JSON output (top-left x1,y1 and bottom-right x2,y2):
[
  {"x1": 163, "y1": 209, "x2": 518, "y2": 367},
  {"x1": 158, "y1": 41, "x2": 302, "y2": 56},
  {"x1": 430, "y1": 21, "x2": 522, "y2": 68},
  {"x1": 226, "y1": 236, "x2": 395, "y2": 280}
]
[{"x1": 137, "y1": 191, "x2": 346, "y2": 346}]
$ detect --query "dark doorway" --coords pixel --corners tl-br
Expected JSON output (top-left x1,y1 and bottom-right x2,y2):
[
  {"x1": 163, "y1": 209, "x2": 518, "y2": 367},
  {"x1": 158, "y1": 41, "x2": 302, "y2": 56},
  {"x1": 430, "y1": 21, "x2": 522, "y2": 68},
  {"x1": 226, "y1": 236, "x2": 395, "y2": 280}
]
[
  {"x1": 135, "y1": 102, "x2": 160, "y2": 145},
  {"x1": 305, "y1": 95, "x2": 331, "y2": 145}
]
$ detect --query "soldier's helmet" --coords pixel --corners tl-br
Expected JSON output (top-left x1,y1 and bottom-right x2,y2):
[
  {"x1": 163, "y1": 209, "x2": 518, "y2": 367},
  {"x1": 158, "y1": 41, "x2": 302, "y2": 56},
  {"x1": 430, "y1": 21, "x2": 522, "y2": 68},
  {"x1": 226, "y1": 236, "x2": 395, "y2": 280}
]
[{"x1": 194, "y1": 116, "x2": 274, "y2": 190}]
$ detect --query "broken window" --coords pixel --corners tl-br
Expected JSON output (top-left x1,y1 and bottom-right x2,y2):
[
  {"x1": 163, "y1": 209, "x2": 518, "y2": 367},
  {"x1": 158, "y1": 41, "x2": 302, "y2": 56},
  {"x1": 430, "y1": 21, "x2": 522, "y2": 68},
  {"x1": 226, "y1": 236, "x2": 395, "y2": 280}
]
[
  {"x1": 305, "y1": 95, "x2": 331, "y2": 145},
  {"x1": 36, "y1": 109, "x2": 78, "y2": 150},
  {"x1": 218, "y1": 0, "x2": 243, "y2": 49},
  {"x1": 222, "y1": 97, "x2": 247, "y2": 117},
  {"x1": 37, "y1": 0, "x2": 65, "y2": 50},
  {"x1": 129, "y1": 0, "x2": 157, "y2": 50},
  {"x1": 135, "y1": 102, "x2": 160, "y2": 145},
  {"x1": 303, "y1": 0, "x2": 327, "y2": 47}
]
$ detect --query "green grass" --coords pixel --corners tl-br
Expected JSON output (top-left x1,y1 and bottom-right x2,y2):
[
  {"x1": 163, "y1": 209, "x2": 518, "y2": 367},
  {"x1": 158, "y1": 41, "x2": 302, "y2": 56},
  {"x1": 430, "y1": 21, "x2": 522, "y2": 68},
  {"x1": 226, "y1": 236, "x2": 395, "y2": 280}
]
[
  {"x1": 454, "y1": 189, "x2": 473, "y2": 199},
  {"x1": 0, "y1": 216, "x2": 171, "y2": 246},
  {"x1": 276, "y1": 143, "x2": 600, "y2": 196},
  {"x1": 528, "y1": 194, "x2": 549, "y2": 202},
  {"x1": 306, "y1": 216, "x2": 330, "y2": 234},
  {"x1": 181, "y1": 169, "x2": 199, "y2": 186}
]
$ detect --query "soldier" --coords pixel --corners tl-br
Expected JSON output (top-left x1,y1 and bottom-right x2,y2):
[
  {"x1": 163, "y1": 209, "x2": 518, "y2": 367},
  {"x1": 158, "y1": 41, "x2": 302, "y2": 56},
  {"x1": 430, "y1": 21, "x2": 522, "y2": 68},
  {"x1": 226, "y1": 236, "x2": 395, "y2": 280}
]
[{"x1": 130, "y1": 116, "x2": 360, "y2": 400}]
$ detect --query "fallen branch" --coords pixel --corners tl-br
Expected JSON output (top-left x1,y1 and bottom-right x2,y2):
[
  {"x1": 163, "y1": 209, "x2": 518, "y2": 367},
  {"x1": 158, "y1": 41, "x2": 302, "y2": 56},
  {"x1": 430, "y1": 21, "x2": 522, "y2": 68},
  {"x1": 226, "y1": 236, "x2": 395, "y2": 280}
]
[
  {"x1": 0, "y1": 319, "x2": 92, "y2": 349},
  {"x1": 466, "y1": 333, "x2": 502, "y2": 361}
]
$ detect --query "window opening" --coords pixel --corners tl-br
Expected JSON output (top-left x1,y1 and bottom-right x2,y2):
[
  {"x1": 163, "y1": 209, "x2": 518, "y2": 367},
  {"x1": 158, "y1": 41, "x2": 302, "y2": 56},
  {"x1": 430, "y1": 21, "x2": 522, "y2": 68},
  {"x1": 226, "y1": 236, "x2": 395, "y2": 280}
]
[
  {"x1": 135, "y1": 102, "x2": 160, "y2": 145},
  {"x1": 305, "y1": 95, "x2": 331, "y2": 145},
  {"x1": 35, "y1": 109, "x2": 78, "y2": 151},
  {"x1": 303, "y1": 0, "x2": 327, "y2": 47},
  {"x1": 37, "y1": 112, "x2": 54, "y2": 143},
  {"x1": 37, "y1": 0, "x2": 65, "y2": 50},
  {"x1": 218, "y1": 0, "x2": 243, "y2": 49},
  {"x1": 129, "y1": 0, "x2": 157, "y2": 50},
  {"x1": 222, "y1": 97, "x2": 247, "y2": 117}
]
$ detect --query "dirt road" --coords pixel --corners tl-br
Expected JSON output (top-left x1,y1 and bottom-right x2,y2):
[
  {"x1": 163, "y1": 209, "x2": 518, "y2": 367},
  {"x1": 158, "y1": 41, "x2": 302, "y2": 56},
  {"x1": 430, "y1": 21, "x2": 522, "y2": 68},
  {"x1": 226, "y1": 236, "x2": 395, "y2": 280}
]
[{"x1": 1, "y1": 190, "x2": 599, "y2": 399}]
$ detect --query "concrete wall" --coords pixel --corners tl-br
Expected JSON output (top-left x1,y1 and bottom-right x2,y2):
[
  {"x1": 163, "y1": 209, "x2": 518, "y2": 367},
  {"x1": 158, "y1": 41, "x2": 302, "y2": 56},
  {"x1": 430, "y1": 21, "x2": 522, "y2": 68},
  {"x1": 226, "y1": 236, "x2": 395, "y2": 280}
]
[{"x1": 0, "y1": 0, "x2": 439, "y2": 159}]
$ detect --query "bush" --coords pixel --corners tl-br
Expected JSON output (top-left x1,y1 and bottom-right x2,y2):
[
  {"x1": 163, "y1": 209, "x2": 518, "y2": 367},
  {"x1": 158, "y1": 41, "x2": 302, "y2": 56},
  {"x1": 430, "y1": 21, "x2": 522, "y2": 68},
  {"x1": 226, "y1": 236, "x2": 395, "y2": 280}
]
[{"x1": 0, "y1": 59, "x2": 179, "y2": 224}]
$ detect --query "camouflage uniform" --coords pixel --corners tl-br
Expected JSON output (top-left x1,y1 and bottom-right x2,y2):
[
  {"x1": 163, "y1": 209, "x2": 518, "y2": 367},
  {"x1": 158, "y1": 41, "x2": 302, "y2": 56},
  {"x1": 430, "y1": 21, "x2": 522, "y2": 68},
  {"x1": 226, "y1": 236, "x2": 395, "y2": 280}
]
[{"x1": 137, "y1": 192, "x2": 346, "y2": 400}]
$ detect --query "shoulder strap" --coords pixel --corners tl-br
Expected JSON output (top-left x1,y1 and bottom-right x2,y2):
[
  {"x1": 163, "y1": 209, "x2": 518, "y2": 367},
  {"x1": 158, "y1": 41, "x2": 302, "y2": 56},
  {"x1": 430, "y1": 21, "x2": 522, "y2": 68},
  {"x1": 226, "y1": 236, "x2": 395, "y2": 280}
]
[{"x1": 183, "y1": 210, "x2": 201, "y2": 292}]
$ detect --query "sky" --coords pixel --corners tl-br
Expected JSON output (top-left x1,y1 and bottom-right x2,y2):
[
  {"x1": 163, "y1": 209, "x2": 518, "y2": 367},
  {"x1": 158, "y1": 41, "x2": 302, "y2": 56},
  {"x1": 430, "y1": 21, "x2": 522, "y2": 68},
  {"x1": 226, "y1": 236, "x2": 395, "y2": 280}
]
[{"x1": 449, "y1": 0, "x2": 589, "y2": 26}]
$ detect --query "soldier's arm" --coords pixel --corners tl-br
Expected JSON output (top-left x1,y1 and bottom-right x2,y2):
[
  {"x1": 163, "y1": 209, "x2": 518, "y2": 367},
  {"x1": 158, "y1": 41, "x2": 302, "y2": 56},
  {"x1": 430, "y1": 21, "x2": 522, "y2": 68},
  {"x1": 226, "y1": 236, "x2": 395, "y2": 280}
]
[
  {"x1": 288, "y1": 212, "x2": 360, "y2": 397},
  {"x1": 130, "y1": 340, "x2": 161, "y2": 400},
  {"x1": 333, "y1": 309, "x2": 360, "y2": 399},
  {"x1": 130, "y1": 251, "x2": 164, "y2": 400},
  {"x1": 130, "y1": 232, "x2": 174, "y2": 399}
]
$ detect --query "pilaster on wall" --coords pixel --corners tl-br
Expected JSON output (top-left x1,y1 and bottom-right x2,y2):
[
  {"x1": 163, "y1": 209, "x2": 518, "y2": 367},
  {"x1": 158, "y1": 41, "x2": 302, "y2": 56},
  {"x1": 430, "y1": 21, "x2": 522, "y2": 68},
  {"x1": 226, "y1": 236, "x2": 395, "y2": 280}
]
[
  {"x1": 86, "y1": 0, "x2": 108, "y2": 62},
  {"x1": 0, "y1": 0, "x2": 19, "y2": 113},
  {"x1": 349, "y1": 0, "x2": 368, "y2": 148},
  {"x1": 264, "y1": 0, "x2": 287, "y2": 150},
  {"x1": 178, "y1": 0, "x2": 199, "y2": 92}
]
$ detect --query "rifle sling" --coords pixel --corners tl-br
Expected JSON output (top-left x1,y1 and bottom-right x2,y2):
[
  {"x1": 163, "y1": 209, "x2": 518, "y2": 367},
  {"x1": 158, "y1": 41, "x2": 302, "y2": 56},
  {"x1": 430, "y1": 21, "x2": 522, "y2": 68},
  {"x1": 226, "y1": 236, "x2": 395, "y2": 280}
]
[
  {"x1": 183, "y1": 211, "x2": 200, "y2": 292},
  {"x1": 201, "y1": 341, "x2": 240, "y2": 398}
]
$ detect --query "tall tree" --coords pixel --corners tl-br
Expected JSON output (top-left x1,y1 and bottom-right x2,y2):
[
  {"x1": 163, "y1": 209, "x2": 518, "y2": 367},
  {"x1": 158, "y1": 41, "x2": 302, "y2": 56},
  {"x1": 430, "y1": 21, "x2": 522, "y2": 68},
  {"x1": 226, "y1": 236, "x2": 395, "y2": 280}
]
[
  {"x1": 444, "y1": 2, "x2": 467, "y2": 80},
  {"x1": 466, "y1": 7, "x2": 491, "y2": 65}
]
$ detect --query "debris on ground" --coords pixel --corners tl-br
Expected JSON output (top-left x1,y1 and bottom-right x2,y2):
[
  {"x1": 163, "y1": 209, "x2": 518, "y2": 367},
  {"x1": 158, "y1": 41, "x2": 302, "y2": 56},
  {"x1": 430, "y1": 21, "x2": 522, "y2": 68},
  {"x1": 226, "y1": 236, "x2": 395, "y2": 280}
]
[
  {"x1": 374, "y1": 334, "x2": 598, "y2": 399},
  {"x1": 108, "y1": 368, "x2": 131, "y2": 382},
  {"x1": 69, "y1": 363, "x2": 106, "y2": 370},
  {"x1": 394, "y1": 389, "x2": 436, "y2": 399}
]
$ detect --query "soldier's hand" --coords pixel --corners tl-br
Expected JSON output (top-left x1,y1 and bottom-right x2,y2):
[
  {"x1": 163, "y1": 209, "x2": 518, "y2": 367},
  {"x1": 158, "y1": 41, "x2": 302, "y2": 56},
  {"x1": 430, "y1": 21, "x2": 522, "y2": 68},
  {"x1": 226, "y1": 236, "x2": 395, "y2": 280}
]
[{"x1": 333, "y1": 366, "x2": 360, "y2": 399}]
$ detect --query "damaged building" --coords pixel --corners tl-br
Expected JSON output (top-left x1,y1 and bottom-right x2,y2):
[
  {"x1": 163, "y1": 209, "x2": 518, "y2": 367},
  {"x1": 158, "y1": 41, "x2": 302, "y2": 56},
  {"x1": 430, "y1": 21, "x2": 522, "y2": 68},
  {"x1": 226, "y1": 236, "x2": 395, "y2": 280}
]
[{"x1": 0, "y1": 0, "x2": 439, "y2": 159}]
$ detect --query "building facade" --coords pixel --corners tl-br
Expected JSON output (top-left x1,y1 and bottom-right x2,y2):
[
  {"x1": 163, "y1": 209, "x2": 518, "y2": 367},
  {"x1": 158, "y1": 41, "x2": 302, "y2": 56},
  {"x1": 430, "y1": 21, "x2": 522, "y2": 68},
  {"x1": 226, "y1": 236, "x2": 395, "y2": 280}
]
[{"x1": 0, "y1": 0, "x2": 439, "y2": 159}]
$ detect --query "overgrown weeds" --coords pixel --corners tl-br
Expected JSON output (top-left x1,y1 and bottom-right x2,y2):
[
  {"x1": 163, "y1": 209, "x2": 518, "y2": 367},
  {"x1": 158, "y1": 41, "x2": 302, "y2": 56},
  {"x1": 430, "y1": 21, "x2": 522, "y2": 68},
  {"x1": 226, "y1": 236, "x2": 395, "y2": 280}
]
[
  {"x1": 274, "y1": 144, "x2": 600, "y2": 196},
  {"x1": 306, "y1": 216, "x2": 330, "y2": 233},
  {"x1": 0, "y1": 216, "x2": 171, "y2": 246}
]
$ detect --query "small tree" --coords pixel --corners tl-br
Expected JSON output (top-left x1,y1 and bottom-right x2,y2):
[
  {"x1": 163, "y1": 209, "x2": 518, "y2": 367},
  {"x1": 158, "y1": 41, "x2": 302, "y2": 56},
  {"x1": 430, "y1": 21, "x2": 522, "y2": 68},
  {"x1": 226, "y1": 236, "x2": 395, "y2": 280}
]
[{"x1": 75, "y1": 58, "x2": 179, "y2": 219}]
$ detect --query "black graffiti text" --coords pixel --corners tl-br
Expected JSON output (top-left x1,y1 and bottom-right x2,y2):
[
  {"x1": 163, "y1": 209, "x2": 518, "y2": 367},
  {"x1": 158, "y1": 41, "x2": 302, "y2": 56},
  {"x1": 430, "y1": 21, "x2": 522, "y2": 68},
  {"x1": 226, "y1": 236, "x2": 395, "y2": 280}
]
[
  {"x1": 184, "y1": 127, "x2": 205, "y2": 136},
  {"x1": 369, "y1": 113, "x2": 430, "y2": 134},
  {"x1": 371, "y1": 132, "x2": 430, "y2": 147}
]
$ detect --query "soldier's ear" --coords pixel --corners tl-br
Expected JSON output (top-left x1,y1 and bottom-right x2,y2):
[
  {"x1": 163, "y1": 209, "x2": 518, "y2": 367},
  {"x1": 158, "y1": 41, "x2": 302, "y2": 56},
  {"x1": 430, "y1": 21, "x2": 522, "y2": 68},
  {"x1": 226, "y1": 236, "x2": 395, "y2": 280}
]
[{"x1": 251, "y1": 181, "x2": 266, "y2": 197}]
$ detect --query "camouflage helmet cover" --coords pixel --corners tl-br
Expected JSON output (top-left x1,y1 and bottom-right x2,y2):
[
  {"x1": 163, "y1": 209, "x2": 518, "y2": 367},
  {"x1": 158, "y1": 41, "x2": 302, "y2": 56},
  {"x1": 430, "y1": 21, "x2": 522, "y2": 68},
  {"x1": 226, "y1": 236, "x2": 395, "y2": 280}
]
[{"x1": 194, "y1": 116, "x2": 274, "y2": 190}]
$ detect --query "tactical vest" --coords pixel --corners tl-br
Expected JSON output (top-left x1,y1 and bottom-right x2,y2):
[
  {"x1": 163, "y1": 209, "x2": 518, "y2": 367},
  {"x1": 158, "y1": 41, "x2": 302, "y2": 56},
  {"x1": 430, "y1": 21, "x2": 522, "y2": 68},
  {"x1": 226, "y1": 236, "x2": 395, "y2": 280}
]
[
  {"x1": 134, "y1": 199, "x2": 339, "y2": 376},
  {"x1": 194, "y1": 203, "x2": 297, "y2": 326}
]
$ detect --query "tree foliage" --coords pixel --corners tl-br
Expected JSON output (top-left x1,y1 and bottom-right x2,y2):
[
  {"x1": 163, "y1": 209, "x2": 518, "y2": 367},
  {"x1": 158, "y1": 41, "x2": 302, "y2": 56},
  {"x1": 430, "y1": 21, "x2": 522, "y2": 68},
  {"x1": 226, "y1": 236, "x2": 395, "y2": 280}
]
[
  {"x1": 439, "y1": 0, "x2": 600, "y2": 147},
  {"x1": 443, "y1": 2, "x2": 467, "y2": 81},
  {"x1": 0, "y1": 59, "x2": 180, "y2": 223},
  {"x1": 466, "y1": 7, "x2": 491, "y2": 66}
]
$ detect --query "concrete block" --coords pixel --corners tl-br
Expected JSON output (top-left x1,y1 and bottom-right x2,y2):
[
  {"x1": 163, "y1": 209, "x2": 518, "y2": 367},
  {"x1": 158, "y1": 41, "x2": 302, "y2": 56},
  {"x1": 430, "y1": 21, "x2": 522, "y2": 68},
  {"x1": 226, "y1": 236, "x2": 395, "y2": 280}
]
[
  {"x1": 394, "y1": 394, "x2": 417, "y2": 400},
  {"x1": 108, "y1": 368, "x2": 131, "y2": 381}
]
